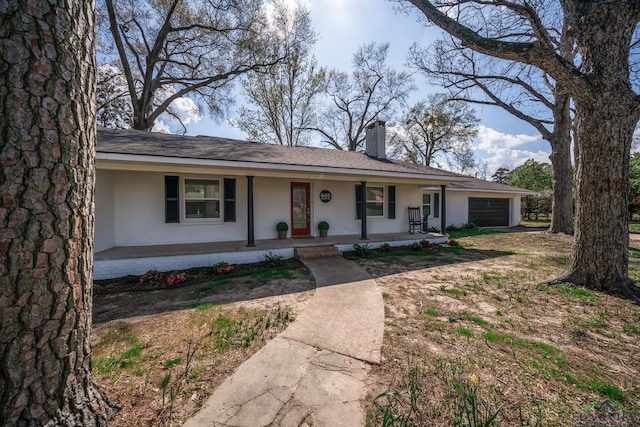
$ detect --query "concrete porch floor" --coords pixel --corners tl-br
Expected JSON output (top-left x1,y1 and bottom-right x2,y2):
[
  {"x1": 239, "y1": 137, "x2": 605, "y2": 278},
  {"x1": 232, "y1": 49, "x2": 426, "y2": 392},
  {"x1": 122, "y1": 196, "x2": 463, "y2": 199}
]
[{"x1": 93, "y1": 232, "x2": 448, "y2": 279}]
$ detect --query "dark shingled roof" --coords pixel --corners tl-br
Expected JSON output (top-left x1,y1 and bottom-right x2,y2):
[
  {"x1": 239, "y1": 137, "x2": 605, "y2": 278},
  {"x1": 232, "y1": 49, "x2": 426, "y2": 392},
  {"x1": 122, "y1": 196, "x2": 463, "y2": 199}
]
[
  {"x1": 447, "y1": 177, "x2": 534, "y2": 194},
  {"x1": 96, "y1": 128, "x2": 469, "y2": 179}
]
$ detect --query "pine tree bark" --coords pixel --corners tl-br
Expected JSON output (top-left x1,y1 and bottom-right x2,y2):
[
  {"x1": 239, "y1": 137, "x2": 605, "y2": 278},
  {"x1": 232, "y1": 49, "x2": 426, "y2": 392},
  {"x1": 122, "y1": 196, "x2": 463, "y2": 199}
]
[{"x1": 1, "y1": 1, "x2": 119, "y2": 425}]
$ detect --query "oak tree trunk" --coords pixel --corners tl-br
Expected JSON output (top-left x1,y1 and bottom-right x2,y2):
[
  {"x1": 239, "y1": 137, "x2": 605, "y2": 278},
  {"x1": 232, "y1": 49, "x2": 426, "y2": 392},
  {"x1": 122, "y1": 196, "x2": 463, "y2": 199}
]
[
  {"x1": 554, "y1": 0, "x2": 640, "y2": 297},
  {"x1": 0, "y1": 1, "x2": 119, "y2": 425},
  {"x1": 548, "y1": 91, "x2": 574, "y2": 235},
  {"x1": 559, "y1": 99, "x2": 637, "y2": 294}
]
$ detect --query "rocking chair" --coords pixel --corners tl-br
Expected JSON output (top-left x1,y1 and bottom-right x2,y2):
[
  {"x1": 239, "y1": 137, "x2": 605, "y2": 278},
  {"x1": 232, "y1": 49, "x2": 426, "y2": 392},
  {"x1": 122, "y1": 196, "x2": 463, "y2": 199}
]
[{"x1": 408, "y1": 207, "x2": 423, "y2": 234}]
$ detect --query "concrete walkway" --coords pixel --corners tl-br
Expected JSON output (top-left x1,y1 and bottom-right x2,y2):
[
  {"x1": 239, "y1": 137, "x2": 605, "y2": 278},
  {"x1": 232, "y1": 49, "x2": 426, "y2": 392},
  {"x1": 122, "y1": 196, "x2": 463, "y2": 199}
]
[{"x1": 183, "y1": 257, "x2": 384, "y2": 427}]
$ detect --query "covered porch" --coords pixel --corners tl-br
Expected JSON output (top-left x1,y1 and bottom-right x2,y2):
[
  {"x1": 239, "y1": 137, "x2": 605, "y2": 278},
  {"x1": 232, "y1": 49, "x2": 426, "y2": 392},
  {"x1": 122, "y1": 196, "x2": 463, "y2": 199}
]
[{"x1": 94, "y1": 231, "x2": 448, "y2": 280}]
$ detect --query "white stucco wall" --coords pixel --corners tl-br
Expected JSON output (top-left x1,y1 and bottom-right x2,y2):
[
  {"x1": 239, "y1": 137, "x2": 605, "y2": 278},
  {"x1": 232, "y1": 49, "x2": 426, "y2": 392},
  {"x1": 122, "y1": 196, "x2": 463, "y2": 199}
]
[
  {"x1": 94, "y1": 170, "x2": 429, "y2": 250},
  {"x1": 445, "y1": 191, "x2": 470, "y2": 228},
  {"x1": 94, "y1": 170, "x2": 115, "y2": 252},
  {"x1": 109, "y1": 171, "x2": 246, "y2": 247}
]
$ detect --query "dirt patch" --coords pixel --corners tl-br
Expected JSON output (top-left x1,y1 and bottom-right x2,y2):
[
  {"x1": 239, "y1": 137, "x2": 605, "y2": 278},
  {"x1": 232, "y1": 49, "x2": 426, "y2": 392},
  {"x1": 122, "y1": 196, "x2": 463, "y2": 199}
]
[
  {"x1": 91, "y1": 259, "x2": 314, "y2": 426},
  {"x1": 359, "y1": 231, "x2": 640, "y2": 426},
  {"x1": 93, "y1": 259, "x2": 312, "y2": 324}
]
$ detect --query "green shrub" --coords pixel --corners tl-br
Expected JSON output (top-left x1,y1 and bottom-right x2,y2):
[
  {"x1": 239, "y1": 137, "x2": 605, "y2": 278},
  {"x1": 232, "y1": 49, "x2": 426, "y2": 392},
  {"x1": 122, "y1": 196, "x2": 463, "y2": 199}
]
[
  {"x1": 378, "y1": 243, "x2": 392, "y2": 253},
  {"x1": 263, "y1": 251, "x2": 285, "y2": 268},
  {"x1": 353, "y1": 243, "x2": 372, "y2": 258}
]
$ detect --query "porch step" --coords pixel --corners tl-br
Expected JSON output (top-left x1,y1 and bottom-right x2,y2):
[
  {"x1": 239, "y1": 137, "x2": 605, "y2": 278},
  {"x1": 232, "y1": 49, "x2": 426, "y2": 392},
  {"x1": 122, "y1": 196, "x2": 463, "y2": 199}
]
[{"x1": 294, "y1": 245, "x2": 341, "y2": 260}]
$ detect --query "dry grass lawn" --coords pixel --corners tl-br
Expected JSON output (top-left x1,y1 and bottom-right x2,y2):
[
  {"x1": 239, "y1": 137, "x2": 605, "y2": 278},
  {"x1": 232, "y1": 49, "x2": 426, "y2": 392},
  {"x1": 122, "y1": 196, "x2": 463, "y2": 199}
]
[
  {"x1": 360, "y1": 230, "x2": 640, "y2": 426},
  {"x1": 91, "y1": 230, "x2": 640, "y2": 426}
]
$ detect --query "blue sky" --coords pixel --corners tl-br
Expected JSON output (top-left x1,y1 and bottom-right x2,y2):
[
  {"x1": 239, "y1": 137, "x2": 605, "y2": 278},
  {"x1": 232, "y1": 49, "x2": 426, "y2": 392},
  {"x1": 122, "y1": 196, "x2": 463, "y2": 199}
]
[{"x1": 186, "y1": 0, "x2": 552, "y2": 175}]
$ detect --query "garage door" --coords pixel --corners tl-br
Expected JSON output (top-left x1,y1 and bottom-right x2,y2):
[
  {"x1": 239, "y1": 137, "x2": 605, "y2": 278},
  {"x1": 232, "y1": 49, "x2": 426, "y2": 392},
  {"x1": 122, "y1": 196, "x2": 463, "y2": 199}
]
[{"x1": 468, "y1": 198, "x2": 510, "y2": 227}]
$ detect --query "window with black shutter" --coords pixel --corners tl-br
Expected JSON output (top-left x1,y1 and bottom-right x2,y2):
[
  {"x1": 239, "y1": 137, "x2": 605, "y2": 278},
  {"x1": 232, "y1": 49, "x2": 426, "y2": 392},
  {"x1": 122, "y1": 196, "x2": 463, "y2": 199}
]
[
  {"x1": 355, "y1": 184, "x2": 362, "y2": 219},
  {"x1": 388, "y1": 186, "x2": 396, "y2": 219},
  {"x1": 165, "y1": 176, "x2": 179, "y2": 223},
  {"x1": 224, "y1": 178, "x2": 236, "y2": 222}
]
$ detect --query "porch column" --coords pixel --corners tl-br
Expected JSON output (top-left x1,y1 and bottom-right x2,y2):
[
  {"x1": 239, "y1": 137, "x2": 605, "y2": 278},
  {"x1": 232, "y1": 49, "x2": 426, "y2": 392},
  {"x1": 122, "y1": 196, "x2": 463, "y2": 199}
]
[
  {"x1": 247, "y1": 176, "x2": 255, "y2": 247},
  {"x1": 360, "y1": 181, "x2": 368, "y2": 240},
  {"x1": 440, "y1": 184, "x2": 447, "y2": 234}
]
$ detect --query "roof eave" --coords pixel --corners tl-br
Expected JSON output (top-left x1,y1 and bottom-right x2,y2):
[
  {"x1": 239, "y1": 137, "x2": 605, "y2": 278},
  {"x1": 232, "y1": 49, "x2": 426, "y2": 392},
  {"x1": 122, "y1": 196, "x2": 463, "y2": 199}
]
[{"x1": 96, "y1": 152, "x2": 472, "y2": 184}]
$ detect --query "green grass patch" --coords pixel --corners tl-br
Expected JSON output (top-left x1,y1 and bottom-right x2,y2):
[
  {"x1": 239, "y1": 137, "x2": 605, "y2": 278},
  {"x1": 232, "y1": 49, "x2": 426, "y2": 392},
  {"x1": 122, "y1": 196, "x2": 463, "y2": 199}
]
[
  {"x1": 382, "y1": 292, "x2": 390, "y2": 299},
  {"x1": 482, "y1": 273, "x2": 510, "y2": 282},
  {"x1": 457, "y1": 327, "x2": 474, "y2": 337},
  {"x1": 461, "y1": 313, "x2": 491, "y2": 327},
  {"x1": 193, "y1": 302, "x2": 227, "y2": 310},
  {"x1": 630, "y1": 248, "x2": 640, "y2": 258},
  {"x1": 164, "y1": 357, "x2": 182, "y2": 368},
  {"x1": 590, "y1": 381, "x2": 626, "y2": 402},
  {"x1": 623, "y1": 323, "x2": 640, "y2": 334},
  {"x1": 440, "y1": 285, "x2": 465, "y2": 297},
  {"x1": 92, "y1": 343, "x2": 144, "y2": 373},
  {"x1": 440, "y1": 245, "x2": 464, "y2": 253},
  {"x1": 423, "y1": 308, "x2": 438, "y2": 317},
  {"x1": 537, "y1": 282, "x2": 599, "y2": 305},
  {"x1": 520, "y1": 220, "x2": 550, "y2": 228},
  {"x1": 629, "y1": 222, "x2": 640, "y2": 233},
  {"x1": 483, "y1": 332, "x2": 568, "y2": 369},
  {"x1": 447, "y1": 228, "x2": 504, "y2": 239}
]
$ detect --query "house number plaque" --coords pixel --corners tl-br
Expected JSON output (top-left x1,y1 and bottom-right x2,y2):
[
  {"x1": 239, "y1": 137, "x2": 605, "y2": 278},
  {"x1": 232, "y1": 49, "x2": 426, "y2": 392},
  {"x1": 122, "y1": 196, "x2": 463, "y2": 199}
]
[{"x1": 319, "y1": 190, "x2": 332, "y2": 203}]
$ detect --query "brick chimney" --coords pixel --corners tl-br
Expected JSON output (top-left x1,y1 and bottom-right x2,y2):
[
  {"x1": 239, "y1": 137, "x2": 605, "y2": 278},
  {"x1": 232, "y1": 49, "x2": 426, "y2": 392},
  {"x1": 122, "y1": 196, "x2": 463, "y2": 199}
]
[{"x1": 365, "y1": 120, "x2": 386, "y2": 159}]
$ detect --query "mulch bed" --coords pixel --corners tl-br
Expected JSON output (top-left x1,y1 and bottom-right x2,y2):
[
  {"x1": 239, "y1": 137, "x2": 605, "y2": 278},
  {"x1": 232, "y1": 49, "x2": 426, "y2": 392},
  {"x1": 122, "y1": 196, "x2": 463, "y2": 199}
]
[{"x1": 93, "y1": 259, "x2": 305, "y2": 295}]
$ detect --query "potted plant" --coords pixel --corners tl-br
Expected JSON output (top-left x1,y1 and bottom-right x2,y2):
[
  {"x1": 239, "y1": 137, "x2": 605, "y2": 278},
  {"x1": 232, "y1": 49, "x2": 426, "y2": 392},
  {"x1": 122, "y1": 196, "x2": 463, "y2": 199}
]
[
  {"x1": 317, "y1": 221, "x2": 329, "y2": 238},
  {"x1": 276, "y1": 222, "x2": 288, "y2": 239}
]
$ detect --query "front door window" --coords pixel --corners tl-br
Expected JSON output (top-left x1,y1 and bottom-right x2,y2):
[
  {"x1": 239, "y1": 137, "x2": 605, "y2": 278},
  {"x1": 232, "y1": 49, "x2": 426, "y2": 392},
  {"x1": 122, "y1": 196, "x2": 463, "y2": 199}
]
[{"x1": 291, "y1": 183, "x2": 310, "y2": 235}]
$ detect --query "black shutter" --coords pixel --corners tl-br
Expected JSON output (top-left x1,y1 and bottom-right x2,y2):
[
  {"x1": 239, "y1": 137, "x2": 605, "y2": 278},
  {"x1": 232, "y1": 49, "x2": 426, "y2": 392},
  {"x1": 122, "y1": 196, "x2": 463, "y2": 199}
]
[
  {"x1": 355, "y1": 184, "x2": 362, "y2": 219},
  {"x1": 224, "y1": 178, "x2": 236, "y2": 222},
  {"x1": 165, "y1": 176, "x2": 179, "y2": 223},
  {"x1": 388, "y1": 185, "x2": 396, "y2": 219},
  {"x1": 434, "y1": 193, "x2": 440, "y2": 218}
]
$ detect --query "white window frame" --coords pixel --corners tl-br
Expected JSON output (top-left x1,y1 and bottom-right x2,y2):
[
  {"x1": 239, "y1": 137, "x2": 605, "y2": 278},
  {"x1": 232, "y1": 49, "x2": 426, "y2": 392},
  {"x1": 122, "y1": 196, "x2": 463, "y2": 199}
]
[
  {"x1": 182, "y1": 177, "x2": 222, "y2": 222},
  {"x1": 422, "y1": 193, "x2": 433, "y2": 218},
  {"x1": 366, "y1": 185, "x2": 385, "y2": 218}
]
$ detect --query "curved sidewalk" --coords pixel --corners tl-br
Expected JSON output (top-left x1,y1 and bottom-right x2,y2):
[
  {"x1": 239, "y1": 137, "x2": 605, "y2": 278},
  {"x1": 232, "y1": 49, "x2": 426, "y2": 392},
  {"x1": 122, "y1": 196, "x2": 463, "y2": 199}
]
[{"x1": 183, "y1": 257, "x2": 384, "y2": 427}]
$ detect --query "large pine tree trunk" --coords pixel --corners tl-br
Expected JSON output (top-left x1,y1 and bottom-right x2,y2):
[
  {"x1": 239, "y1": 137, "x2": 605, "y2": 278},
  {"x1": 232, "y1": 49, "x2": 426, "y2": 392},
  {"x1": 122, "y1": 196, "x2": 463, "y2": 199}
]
[
  {"x1": 0, "y1": 1, "x2": 119, "y2": 425},
  {"x1": 548, "y1": 92, "x2": 574, "y2": 235}
]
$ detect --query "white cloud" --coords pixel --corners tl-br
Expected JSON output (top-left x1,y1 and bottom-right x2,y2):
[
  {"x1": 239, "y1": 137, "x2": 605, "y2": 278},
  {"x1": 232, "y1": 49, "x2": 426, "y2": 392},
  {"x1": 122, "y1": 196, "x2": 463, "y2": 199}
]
[
  {"x1": 153, "y1": 86, "x2": 202, "y2": 132},
  {"x1": 476, "y1": 125, "x2": 540, "y2": 150},
  {"x1": 475, "y1": 125, "x2": 549, "y2": 172},
  {"x1": 152, "y1": 120, "x2": 171, "y2": 134},
  {"x1": 633, "y1": 127, "x2": 640, "y2": 152}
]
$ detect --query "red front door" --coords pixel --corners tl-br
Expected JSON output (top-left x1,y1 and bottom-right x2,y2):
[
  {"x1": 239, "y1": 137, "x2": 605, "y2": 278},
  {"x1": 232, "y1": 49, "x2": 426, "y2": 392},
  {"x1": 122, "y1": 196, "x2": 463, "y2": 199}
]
[{"x1": 291, "y1": 182, "x2": 311, "y2": 236}]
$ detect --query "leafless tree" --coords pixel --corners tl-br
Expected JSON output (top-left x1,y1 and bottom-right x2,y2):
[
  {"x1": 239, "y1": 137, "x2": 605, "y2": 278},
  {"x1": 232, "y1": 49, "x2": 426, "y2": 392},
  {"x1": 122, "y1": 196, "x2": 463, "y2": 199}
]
[
  {"x1": 99, "y1": 0, "x2": 300, "y2": 131},
  {"x1": 235, "y1": 1, "x2": 325, "y2": 146},
  {"x1": 410, "y1": 24, "x2": 575, "y2": 235},
  {"x1": 308, "y1": 42, "x2": 415, "y2": 151},
  {"x1": 402, "y1": 0, "x2": 640, "y2": 298},
  {"x1": 388, "y1": 94, "x2": 479, "y2": 171},
  {"x1": 97, "y1": 63, "x2": 133, "y2": 128}
]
